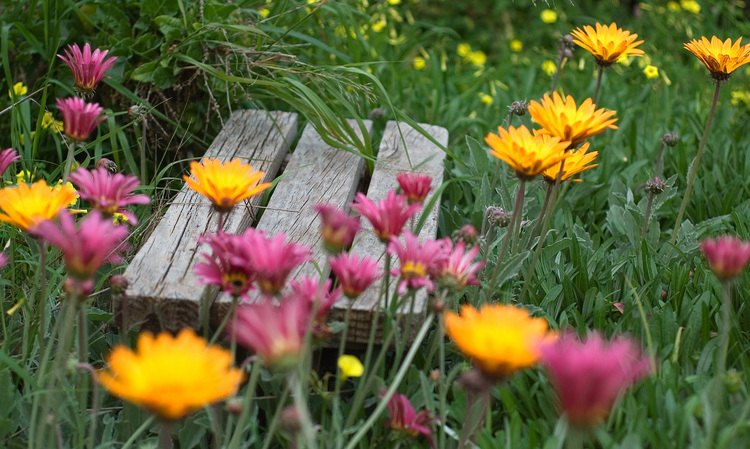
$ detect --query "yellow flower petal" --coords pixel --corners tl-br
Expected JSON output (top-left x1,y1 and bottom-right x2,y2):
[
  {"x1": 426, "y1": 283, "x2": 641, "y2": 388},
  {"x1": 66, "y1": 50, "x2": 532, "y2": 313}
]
[
  {"x1": 571, "y1": 22, "x2": 645, "y2": 66},
  {"x1": 183, "y1": 158, "x2": 271, "y2": 212}
]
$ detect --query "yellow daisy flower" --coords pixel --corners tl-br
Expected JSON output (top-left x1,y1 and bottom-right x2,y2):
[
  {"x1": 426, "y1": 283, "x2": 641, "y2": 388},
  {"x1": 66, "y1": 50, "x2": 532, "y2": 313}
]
[
  {"x1": 97, "y1": 329, "x2": 244, "y2": 420},
  {"x1": 0, "y1": 180, "x2": 77, "y2": 232},
  {"x1": 484, "y1": 125, "x2": 571, "y2": 179},
  {"x1": 528, "y1": 92, "x2": 618, "y2": 147},
  {"x1": 542, "y1": 142, "x2": 598, "y2": 183},
  {"x1": 183, "y1": 158, "x2": 271, "y2": 212},
  {"x1": 684, "y1": 36, "x2": 750, "y2": 82},
  {"x1": 571, "y1": 22, "x2": 645, "y2": 67},
  {"x1": 509, "y1": 39, "x2": 523, "y2": 52},
  {"x1": 444, "y1": 304, "x2": 555, "y2": 380}
]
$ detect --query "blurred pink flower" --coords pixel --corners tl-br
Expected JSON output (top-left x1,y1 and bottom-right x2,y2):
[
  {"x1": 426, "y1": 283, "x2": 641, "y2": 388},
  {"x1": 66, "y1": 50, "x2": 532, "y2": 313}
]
[
  {"x1": 195, "y1": 231, "x2": 255, "y2": 299},
  {"x1": 57, "y1": 43, "x2": 117, "y2": 93},
  {"x1": 0, "y1": 148, "x2": 20, "y2": 178},
  {"x1": 351, "y1": 190, "x2": 421, "y2": 242},
  {"x1": 540, "y1": 332, "x2": 651, "y2": 427},
  {"x1": 382, "y1": 390, "x2": 437, "y2": 447},
  {"x1": 289, "y1": 276, "x2": 342, "y2": 320},
  {"x1": 242, "y1": 230, "x2": 311, "y2": 296},
  {"x1": 229, "y1": 295, "x2": 310, "y2": 370},
  {"x1": 56, "y1": 97, "x2": 105, "y2": 142},
  {"x1": 432, "y1": 239, "x2": 484, "y2": 291},
  {"x1": 68, "y1": 166, "x2": 150, "y2": 224},
  {"x1": 329, "y1": 252, "x2": 382, "y2": 299},
  {"x1": 0, "y1": 252, "x2": 7, "y2": 269},
  {"x1": 396, "y1": 172, "x2": 432, "y2": 204},
  {"x1": 700, "y1": 235, "x2": 750, "y2": 280},
  {"x1": 387, "y1": 232, "x2": 448, "y2": 295},
  {"x1": 314, "y1": 203, "x2": 360, "y2": 254},
  {"x1": 32, "y1": 210, "x2": 129, "y2": 281}
]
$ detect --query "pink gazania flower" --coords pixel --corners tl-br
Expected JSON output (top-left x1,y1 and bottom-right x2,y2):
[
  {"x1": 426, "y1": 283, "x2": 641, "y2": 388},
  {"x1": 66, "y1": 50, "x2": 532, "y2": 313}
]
[
  {"x1": 431, "y1": 239, "x2": 484, "y2": 292},
  {"x1": 396, "y1": 172, "x2": 432, "y2": 204},
  {"x1": 351, "y1": 190, "x2": 421, "y2": 243},
  {"x1": 68, "y1": 166, "x2": 150, "y2": 225},
  {"x1": 329, "y1": 252, "x2": 382, "y2": 299},
  {"x1": 194, "y1": 231, "x2": 255, "y2": 299},
  {"x1": 314, "y1": 203, "x2": 361, "y2": 254},
  {"x1": 57, "y1": 43, "x2": 117, "y2": 94},
  {"x1": 229, "y1": 295, "x2": 310, "y2": 370},
  {"x1": 540, "y1": 332, "x2": 651, "y2": 428},
  {"x1": 387, "y1": 232, "x2": 449, "y2": 295},
  {"x1": 0, "y1": 252, "x2": 7, "y2": 269},
  {"x1": 289, "y1": 276, "x2": 342, "y2": 320},
  {"x1": 56, "y1": 97, "x2": 106, "y2": 142},
  {"x1": 382, "y1": 390, "x2": 438, "y2": 448},
  {"x1": 241, "y1": 230, "x2": 311, "y2": 296},
  {"x1": 0, "y1": 148, "x2": 20, "y2": 178},
  {"x1": 32, "y1": 210, "x2": 129, "y2": 296},
  {"x1": 700, "y1": 236, "x2": 750, "y2": 280}
]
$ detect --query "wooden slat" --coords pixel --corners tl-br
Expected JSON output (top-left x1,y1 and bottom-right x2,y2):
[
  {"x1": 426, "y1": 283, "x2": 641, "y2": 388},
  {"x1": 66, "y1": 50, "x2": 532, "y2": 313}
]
[
  {"x1": 210, "y1": 120, "x2": 373, "y2": 322},
  {"x1": 329, "y1": 121, "x2": 448, "y2": 343},
  {"x1": 120, "y1": 110, "x2": 298, "y2": 332}
]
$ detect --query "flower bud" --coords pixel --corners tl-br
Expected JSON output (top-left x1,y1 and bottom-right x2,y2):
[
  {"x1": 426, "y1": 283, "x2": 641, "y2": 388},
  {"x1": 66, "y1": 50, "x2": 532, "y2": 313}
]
[
  {"x1": 280, "y1": 405, "x2": 302, "y2": 434},
  {"x1": 487, "y1": 206, "x2": 511, "y2": 228},
  {"x1": 128, "y1": 104, "x2": 149, "y2": 119},
  {"x1": 661, "y1": 132, "x2": 679, "y2": 147},
  {"x1": 725, "y1": 369, "x2": 743, "y2": 394},
  {"x1": 562, "y1": 34, "x2": 575, "y2": 48},
  {"x1": 110, "y1": 275, "x2": 129, "y2": 295},
  {"x1": 429, "y1": 369, "x2": 440, "y2": 382},
  {"x1": 453, "y1": 224, "x2": 479, "y2": 246},
  {"x1": 226, "y1": 398, "x2": 244, "y2": 416},
  {"x1": 646, "y1": 177, "x2": 665, "y2": 194},
  {"x1": 508, "y1": 100, "x2": 529, "y2": 117},
  {"x1": 96, "y1": 158, "x2": 118, "y2": 174}
]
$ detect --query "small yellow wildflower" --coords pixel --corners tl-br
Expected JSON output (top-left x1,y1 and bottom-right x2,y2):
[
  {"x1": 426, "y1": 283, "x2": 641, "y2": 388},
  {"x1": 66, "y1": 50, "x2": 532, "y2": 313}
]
[
  {"x1": 8, "y1": 82, "x2": 27, "y2": 99},
  {"x1": 334, "y1": 26, "x2": 347, "y2": 37},
  {"x1": 540, "y1": 9, "x2": 558, "y2": 24},
  {"x1": 259, "y1": 8, "x2": 270, "y2": 17},
  {"x1": 542, "y1": 60, "x2": 558, "y2": 76},
  {"x1": 112, "y1": 212, "x2": 129, "y2": 225},
  {"x1": 643, "y1": 65, "x2": 659, "y2": 79},
  {"x1": 42, "y1": 112, "x2": 64, "y2": 133},
  {"x1": 457, "y1": 43, "x2": 472, "y2": 58},
  {"x1": 16, "y1": 170, "x2": 33, "y2": 184},
  {"x1": 510, "y1": 40, "x2": 523, "y2": 52},
  {"x1": 338, "y1": 355, "x2": 364, "y2": 381},
  {"x1": 371, "y1": 16, "x2": 386, "y2": 32},
  {"x1": 680, "y1": 0, "x2": 700, "y2": 13},
  {"x1": 387, "y1": 0, "x2": 401, "y2": 4},
  {"x1": 617, "y1": 55, "x2": 631, "y2": 66},
  {"x1": 731, "y1": 90, "x2": 750, "y2": 106},
  {"x1": 467, "y1": 51, "x2": 486, "y2": 67},
  {"x1": 306, "y1": 0, "x2": 317, "y2": 3},
  {"x1": 479, "y1": 93, "x2": 493, "y2": 106},
  {"x1": 413, "y1": 57, "x2": 426, "y2": 70},
  {"x1": 667, "y1": 1, "x2": 681, "y2": 10}
]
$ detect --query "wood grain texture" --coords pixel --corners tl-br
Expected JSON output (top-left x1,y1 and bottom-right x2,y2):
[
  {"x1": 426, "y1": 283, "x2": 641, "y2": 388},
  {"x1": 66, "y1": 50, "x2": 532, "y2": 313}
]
[
  {"x1": 211, "y1": 119, "x2": 373, "y2": 321},
  {"x1": 120, "y1": 110, "x2": 298, "y2": 332},
  {"x1": 328, "y1": 121, "x2": 448, "y2": 343}
]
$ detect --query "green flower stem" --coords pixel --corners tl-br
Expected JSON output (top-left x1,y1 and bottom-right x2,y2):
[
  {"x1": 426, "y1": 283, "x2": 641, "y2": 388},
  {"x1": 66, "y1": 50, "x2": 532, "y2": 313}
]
[
  {"x1": 671, "y1": 82, "x2": 722, "y2": 246},
  {"x1": 77, "y1": 301, "x2": 90, "y2": 449},
  {"x1": 76, "y1": 363, "x2": 100, "y2": 449},
  {"x1": 458, "y1": 391, "x2": 490, "y2": 449},
  {"x1": 643, "y1": 190, "x2": 655, "y2": 239},
  {"x1": 718, "y1": 280, "x2": 732, "y2": 378},
  {"x1": 228, "y1": 361, "x2": 262, "y2": 449},
  {"x1": 159, "y1": 421, "x2": 172, "y2": 449},
  {"x1": 120, "y1": 415, "x2": 156, "y2": 449},
  {"x1": 593, "y1": 65, "x2": 604, "y2": 104},
  {"x1": 510, "y1": 179, "x2": 526, "y2": 255},
  {"x1": 260, "y1": 385, "x2": 291, "y2": 449},
  {"x1": 488, "y1": 177, "x2": 525, "y2": 291},
  {"x1": 488, "y1": 111, "x2": 517, "y2": 195},
  {"x1": 36, "y1": 241, "x2": 47, "y2": 361},
  {"x1": 343, "y1": 313, "x2": 435, "y2": 449},
  {"x1": 550, "y1": 39, "x2": 567, "y2": 93},
  {"x1": 289, "y1": 372, "x2": 318, "y2": 449},
  {"x1": 438, "y1": 314, "x2": 447, "y2": 449},
  {"x1": 527, "y1": 182, "x2": 553, "y2": 251},
  {"x1": 393, "y1": 290, "x2": 417, "y2": 374}
]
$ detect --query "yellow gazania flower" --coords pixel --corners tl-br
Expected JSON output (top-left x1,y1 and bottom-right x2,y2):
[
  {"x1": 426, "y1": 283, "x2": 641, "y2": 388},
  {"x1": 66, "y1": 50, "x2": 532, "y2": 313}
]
[
  {"x1": 484, "y1": 125, "x2": 571, "y2": 179},
  {"x1": 444, "y1": 304, "x2": 555, "y2": 380},
  {"x1": 528, "y1": 92, "x2": 618, "y2": 147},
  {"x1": 571, "y1": 22, "x2": 645, "y2": 66},
  {"x1": 0, "y1": 180, "x2": 77, "y2": 232},
  {"x1": 183, "y1": 158, "x2": 271, "y2": 212},
  {"x1": 542, "y1": 142, "x2": 598, "y2": 183},
  {"x1": 97, "y1": 329, "x2": 244, "y2": 420},
  {"x1": 684, "y1": 36, "x2": 750, "y2": 81}
]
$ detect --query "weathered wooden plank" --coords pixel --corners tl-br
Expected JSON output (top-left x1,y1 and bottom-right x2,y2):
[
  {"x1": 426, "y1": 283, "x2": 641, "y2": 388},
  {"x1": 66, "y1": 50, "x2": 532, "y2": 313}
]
[
  {"x1": 210, "y1": 120, "x2": 373, "y2": 322},
  {"x1": 120, "y1": 110, "x2": 298, "y2": 332},
  {"x1": 329, "y1": 121, "x2": 448, "y2": 344}
]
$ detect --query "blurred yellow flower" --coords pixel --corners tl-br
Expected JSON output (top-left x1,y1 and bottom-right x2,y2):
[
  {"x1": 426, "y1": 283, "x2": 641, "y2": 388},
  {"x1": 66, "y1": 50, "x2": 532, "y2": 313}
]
[
  {"x1": 643, "y1": 65, "x2": 659, "y2": 79},
  {"x1": 413, "y1": 57, "x2": 426, "y2": 70},
  {"x1": 387, "y1": 0, "x2": 401, "y2": 4},
  {"x1": 479, "y1": 93, "x2": 493, "y2": 106},
  {"x1": 259, "y1": 8, "x2": 270, "y2": 17},
  {"x1": 467, "y1": 51, "x2": 486, "y2": 67},
  {"x1": 338, "y1": 355, "x2": 364, "y2": 381},
  {"x1": 731, "y1": 90, "x2": 750, "y2": 106},
  {"x1": 457, "y1": 43, "x2": 472, "y2": 58},
  {"x1": 542, "y1": 60, "x2": 558, "y2": 76},
  {"x1": 680, "y1": 0, "x2": 700, "y2": 13},
  {"x1": 541, "y1": 9, "x2": 558, "y2": 24},
  {"x1": 0, "y1": 180, "x2": 78, "y2": 232},
  {"x1": 667, "y1": 1, "x2": 680, "y2": 10},
  {"x1": 542, "y1": 142, "x2": 598, "y2": 183},
  {"x1": 8, "y1": 82, "x2": 27, "y2": 99},
  {"x1": 42, "y1": 112, "x2": 64, "y2": 133},
  {"x1": 15, "y1": 170, "x2": 33, "y2": 184},
  {"x1": 510, "y1": 39, "x2": 523, "y2": 52},
  {"x1": 371, "y1": 16, "x2": 387, "y2": 32}
]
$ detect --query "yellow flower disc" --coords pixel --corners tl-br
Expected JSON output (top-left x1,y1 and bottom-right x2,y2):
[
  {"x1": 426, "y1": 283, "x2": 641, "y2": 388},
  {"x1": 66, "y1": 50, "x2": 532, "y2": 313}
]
[
  {"x1": 444, "y1": 304, "x2": 554, "y2": 380},
  {"x1": 571, "y1": 22, "x2": 645, "y2": 66},
  {"x1": 183, "y1": 158, "x2": 271, "y2": 212},
  {"x1": 0, "y1": 180, "x2": 77, "y2": 232},
  {"x1": 485, "y1": 125, "x2": 571, "y2": 179},
  {"x1": 542, "y1": 142, "x2": 598, "y2": 183},
  {"x1": 528, "y1": 92, "x2": 618, "y2": 147},
  {"x1": 97, "y1": 329, "x2": 244, "y2": 420},
  {"x1": 684, "y1": 36, "x2": 750, "y2": 80}
]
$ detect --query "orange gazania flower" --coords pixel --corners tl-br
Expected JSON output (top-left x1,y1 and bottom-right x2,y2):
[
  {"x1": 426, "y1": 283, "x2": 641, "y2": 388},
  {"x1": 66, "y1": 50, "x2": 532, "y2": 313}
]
[
  {"x1": 484, "y1": 125, "x2": 570, "y2": 179},
  {"x1": 542, "y1": 142, "x2": 598, "y2": 183},
  {"x1": 571, "y1": 22, "x2": 644, "y2": 66},
  {"x1": 684, "y1": 36, "x2": 750, "y2": 81},
  {"x1": 529, "y1": 92, "x2": 618, "y2": 147},
  {"x1": 183, "y1": 158, "x2": 271, "y2": 212},
  {"x1": 97, "y1": 329, "x2": 244, "y2": 420},
  {"x1": 444, "y1": 304, "x2": 555, "y2": 380},
  {"x1": 0, "y1": 180, "x2": 77, "y2": 232}
]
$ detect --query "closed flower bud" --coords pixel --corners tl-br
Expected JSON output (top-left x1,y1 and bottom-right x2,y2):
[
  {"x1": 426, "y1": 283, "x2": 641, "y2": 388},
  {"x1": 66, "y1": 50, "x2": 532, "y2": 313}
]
[
  {"x1": 453, "y1": 224, "x2": 479, "y2": 246},
  {"x1": 662, "y1": 132, "x2": 679, "y2": 147},
  {"x1": 646, "y1": 177, "x2": 665, "y2": 194},
  {"x1": 487, "y1": 206, "x2": 512, "y2": 228},
  {"x1": 110, "y1": 275, "x2": 129, "y2": 295},
  {"x1": 226, "y1": 398, "x2": 244, "y2": 416},
  {"x1": 725, "y1": 369, "x2": 742, "y2": 394},
  {"x1": 508, "y1": 100, "x2": 529, "y2": 117}
]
